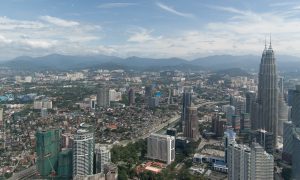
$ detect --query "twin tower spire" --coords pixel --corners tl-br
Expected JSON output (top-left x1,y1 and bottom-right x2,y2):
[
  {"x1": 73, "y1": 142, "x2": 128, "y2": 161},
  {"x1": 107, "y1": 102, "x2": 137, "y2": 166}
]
[{"x1": 264, "y1": 35, "x2": 272, "y2": 50}]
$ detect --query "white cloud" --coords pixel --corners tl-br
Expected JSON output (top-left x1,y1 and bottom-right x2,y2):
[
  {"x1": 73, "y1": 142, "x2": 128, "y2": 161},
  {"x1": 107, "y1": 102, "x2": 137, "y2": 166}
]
[
  {"x1": 270, "y1": 2, "x2": 299, "y2": 7},
  {"x1": 115, "y1": 4, "x2": 300, "y2": 59},
  {"x1": 20, "y1": 39, "x2": 57, "y2": 49},
  {"x1": 40, "y1": 16, "x2": 79, "y2": 27},
  {"x1": 3, "y1": 4, "x2": 300, "y2": 60},
  {"x1": 0, "y1": 35, "x2": 12, "y2": 43},
  {"x1": 156, "y1": 2, "x2": 194, "y2": 18},
  {"x1": 0, "y1": 16, "x2": 103, "y2": 59},
  {"x1": 127, "y1": 28, "x2": 161, "y2": 43},
  {"x1": 97, "y1": 3, "x2": 136, "y2": 9},
  {"x1": 96, "y1": 45, "x2": 117, "y2": 54},
  {"x1": 0, "y1": 16, "x2": 45, "y2": 30}
]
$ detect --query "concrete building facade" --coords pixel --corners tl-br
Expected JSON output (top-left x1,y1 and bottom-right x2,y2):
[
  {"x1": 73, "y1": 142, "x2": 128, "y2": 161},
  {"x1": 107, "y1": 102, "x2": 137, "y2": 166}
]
[{"x1": 147, "y1": 133, "x2": 175, "y2": 165}]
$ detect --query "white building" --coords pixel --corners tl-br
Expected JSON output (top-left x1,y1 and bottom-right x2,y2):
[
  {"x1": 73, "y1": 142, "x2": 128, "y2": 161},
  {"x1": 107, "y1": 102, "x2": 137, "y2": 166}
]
[
  {"x1": 227, "y1": 143, "x2": 251, "y2": 180},
  {"x1": 34, "y1": 99, "x2": 52, "y2": 109},
  {"x1": 66, "y1": 72, "x2": 84, "y2": 81},
  {"x1": 33, "y1": 101, "x2": 43, "y2": 109},
  {"x1": 95, "y1": 144, "x2": 111, "y2": 173},
  {"x1": 73, "y1": 129, "x2": 94, "y2": 176},
  {"x1": 147, "y1": 133, "x2": 175, "y2": 165},
  {"x1": 250, "y1": 143, "x2": 274, "y2": 180},
  {"x1": 227, "y1": 142, "x2": 274, "y2": 180},
  {"x1": 109, "y1": 89, "x2": 122, "y2": 102}
]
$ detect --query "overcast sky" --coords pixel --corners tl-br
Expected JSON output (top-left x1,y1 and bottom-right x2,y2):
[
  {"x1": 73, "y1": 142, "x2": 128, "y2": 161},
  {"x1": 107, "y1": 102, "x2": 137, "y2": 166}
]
[{"x1": 1, "y1": 0, "x2": 300, "y2": 60}]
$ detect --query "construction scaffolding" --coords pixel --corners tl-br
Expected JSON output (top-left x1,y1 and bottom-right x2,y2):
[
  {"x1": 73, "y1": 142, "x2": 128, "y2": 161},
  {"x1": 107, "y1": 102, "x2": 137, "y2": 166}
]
[
  {"x1": 36, "y1": 129, "x2": 61, "y2": 177},
  {"x1": 58, "y1": 148, "x2": 73, "y2": 179}
]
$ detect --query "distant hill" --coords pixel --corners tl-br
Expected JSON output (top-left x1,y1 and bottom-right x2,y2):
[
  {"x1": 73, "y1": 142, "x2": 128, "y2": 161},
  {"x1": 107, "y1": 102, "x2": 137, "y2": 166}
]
[
  {"x1": 191, "y1": 55, "x2": 260, "y2": 70},
  {"x1": 3, "y1": 54, "x2": 122, "y2": 71},
  {"x1": 1, "y1": 53, "x2": 300, "y2": 72},
  {"x1": 215, "y1": 68, "x2": 250, "y2": 77}
]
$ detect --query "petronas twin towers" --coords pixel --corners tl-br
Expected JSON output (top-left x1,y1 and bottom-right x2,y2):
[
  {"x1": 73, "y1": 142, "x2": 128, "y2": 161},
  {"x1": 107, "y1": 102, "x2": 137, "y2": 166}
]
[{"x1": 252, "y1": 40, "x2": 279, "y2": 146}]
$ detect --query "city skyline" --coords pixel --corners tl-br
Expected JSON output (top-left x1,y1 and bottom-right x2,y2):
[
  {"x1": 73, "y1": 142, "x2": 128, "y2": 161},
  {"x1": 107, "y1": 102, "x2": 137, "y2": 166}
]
[{"x1": 2, "y1": 0, "x2": 300, "y2": 60}]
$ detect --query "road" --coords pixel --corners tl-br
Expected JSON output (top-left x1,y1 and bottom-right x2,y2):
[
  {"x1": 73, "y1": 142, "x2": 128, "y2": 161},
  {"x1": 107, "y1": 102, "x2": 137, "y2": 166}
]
[
  {"x1": 195, "y1": 101, "x2": 229, "y2": 108},
  {"x1": 119, "y1": 114, "x2": 180, "y2": 146},
  {"x1": 119, "y1": 100, "x2": 228, "y2": 147}
]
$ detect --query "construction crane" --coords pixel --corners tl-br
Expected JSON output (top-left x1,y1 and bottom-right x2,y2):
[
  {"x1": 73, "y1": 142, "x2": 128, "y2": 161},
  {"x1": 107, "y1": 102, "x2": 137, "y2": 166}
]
[{"x1": 45, "y1": 153, "x2": 56, "y2": 178}]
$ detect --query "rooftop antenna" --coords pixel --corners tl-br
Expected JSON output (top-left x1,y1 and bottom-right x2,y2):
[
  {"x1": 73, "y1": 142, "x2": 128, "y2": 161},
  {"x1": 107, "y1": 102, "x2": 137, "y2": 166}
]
[
  {"x1": 269, "y1": 33, "x2": 272, "y2": 48},
  {"x1": 264, "y1": 35, "x2": 267, "y2": 49}
]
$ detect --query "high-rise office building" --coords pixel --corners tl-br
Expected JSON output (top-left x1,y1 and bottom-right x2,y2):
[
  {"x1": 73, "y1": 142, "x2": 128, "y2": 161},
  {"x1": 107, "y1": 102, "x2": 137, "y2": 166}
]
[
  {"x1": 73, "y1": 127, "x2": 95, "y2": 176},
  {"x1": 227, "y1": 143, "x2": 251, "y2": 180},
  {"x1": 282, "y1": 85, "x2": 300, "y2": 164},
  {"x1": 231, "y1": 115, "x2": 240, "y2": 131},
  {"x1": 283, "y1": 121, "x2": 293, "y2": 163},
  {"x1": 291, "y1": 85, "x2": 300, "y2": 127},
  {"x1": 253, "y1": 41, "x2": 279, "y2": 146},
  {"x1": 278, "y1": 76, "x2": 284, "y2": 94},
  {"x1": 147, "y1": 133, "x2": 175, "y2": 165},
  {"x1": 95, "y1": 144, "x2": 111, "y2": 173},
  {"x1": 183, "y1": 106, "x2": 199, "y2": 141},
  {"x1": 36, "y1": 129, "x2": 61, "y2": 177},
  {"x1": 251, "y1": 129, "x2": 274, "y2": 154},
  {"x1": 224, "y1": 129, "x2": 236, "y2": 163},
  {"x1": 249, "y1": 143, "x2": 274, "y2": 180},
  {"x1": 227, "y1": 141, "x2": 273, "y2": 180},
  {"x1": 231, "y1": 96, "x2": 246, "y2": 115},
  {"x1": 240, "y1": 113, "x2": 251, "y2": 133},
  {"x1": 97, "y1": 85, "x2": 110, "y2": 108},
  {"x1": 246, "y1": 91, "x2": 256, "y2": 114},
  {"x1": 278, "y1": 91, "x2": 289, "y2": 136},
  {"x1": 145, "y1": 85, "x2": 152, "y2": 105},
  {"x1": 292, "y1": 128, "x2": 300, "y2": 179},
  {"x1": 181, "y1": 91, "x2": 192, "y2": 132},
  {"x1": 128, "y1": 88, "x2": 135, "y2": 106},
  {"x1": 212, "y1": 114, "x2": 226, "y2": 137},
  {"x1": 288, "y1": 89, "x2": 295, "y2": 106}
]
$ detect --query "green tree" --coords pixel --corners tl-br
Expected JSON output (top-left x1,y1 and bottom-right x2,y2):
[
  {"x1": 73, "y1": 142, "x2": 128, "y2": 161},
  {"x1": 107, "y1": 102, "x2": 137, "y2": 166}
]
[{"x1": 118, "y1": 169, "x2": 128, "y2": 180}]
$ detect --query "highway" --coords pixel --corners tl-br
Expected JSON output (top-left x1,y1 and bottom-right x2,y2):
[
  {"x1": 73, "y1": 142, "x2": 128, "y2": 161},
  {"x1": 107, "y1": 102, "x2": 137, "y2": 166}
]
[
  {"x1": 195, "y1": 101, "x2": 229, "y2": 108},
  {"x1": 118, "y1": 100, "x2": 228, "y2": 146},
  {"x1": 119, "y1": 114, "x2": 180, "y2": 146}
]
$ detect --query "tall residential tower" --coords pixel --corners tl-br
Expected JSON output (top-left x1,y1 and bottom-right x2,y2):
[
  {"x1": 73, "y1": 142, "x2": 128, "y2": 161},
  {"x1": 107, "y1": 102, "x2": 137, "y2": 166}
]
[{"x1": 73, "y1": 126, "x2": 94, "y2": 176}]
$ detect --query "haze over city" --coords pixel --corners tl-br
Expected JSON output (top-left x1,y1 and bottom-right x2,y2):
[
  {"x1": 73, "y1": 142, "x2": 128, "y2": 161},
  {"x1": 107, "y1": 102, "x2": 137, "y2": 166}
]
[{"x1": 1, "y1": 0, "x2": 300, "y2": 60}]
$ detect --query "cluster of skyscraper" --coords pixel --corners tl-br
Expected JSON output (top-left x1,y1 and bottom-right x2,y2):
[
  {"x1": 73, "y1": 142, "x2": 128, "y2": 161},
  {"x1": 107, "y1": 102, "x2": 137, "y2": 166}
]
[
  {"x1": 146, "y1": 87, "x2": 200, "y2": 165},
  {"x1": 223, "y1": 40, "x2": 300, "y2": 179},
  {"x1": 222, "y1": 41, "x2": 287, "y2": 179},
  {"x1": 224, "y1": 129, "x2": 274, "y2": 179},
  {"x1": 282, "y1": 85, "x2": 300, "y2": 179},
  {"x1": 35, "y1": 124, "x2": 117, "y2": 179},
  {"x1": 181, "y1": 90, "x2": 199, "y2": 141}
]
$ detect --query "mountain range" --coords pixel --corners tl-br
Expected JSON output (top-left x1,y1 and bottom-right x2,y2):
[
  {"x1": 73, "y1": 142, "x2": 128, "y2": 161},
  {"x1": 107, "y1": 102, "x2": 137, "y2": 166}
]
[{"x1": 1, "y1": 54, "x2": 300, "y2": 72}]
